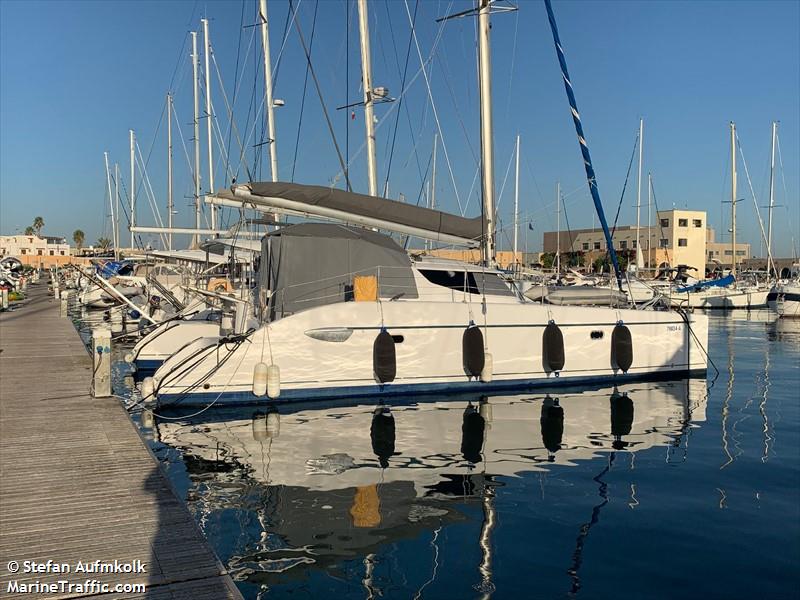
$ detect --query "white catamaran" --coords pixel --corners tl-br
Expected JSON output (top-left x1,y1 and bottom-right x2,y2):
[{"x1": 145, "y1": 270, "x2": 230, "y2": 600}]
[{"x1": 143, "y1": 0, "x2": 708, "y2": 407}]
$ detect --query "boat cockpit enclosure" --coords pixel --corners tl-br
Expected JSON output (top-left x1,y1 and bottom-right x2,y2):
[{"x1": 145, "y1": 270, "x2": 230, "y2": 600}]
[{"x1": 259, "y1": 223, "x2": 418, "y2": 320}]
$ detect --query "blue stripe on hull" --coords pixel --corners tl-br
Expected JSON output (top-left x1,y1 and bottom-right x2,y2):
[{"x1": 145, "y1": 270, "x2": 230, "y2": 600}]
[
  {"x1": 156, "y1": 367, "x2": 708, "y2": 408},
  {"x1": 133, "y1": 359, "x2": 163, "y2": 380}
]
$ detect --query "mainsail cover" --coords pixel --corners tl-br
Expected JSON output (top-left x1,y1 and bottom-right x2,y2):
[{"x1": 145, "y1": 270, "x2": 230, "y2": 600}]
[
  {"x1": 243, "y1": 182, "x2": 483, "y2": 243},
  {"x1": 676, "y1": 274, "x2": 735, "y2": 293}
]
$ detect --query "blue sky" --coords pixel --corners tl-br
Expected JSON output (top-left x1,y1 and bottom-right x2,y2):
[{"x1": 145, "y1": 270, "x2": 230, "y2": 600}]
[{"x1": 1, "y1": 0, "x2": 798, "y2": 256}]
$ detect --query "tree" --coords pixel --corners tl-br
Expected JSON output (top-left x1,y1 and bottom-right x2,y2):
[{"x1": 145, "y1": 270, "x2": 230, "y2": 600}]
[
  {"x1": 32, "y1": 216, "x2": 44, "y2": 235},
  {"x1": 97, "y1": 237, "x2": 112, "y2": 251},
  {"x1": 540, "y1": 252, "x2": 556, "y2": 270},
  {"x1": 72, "y1": 229, "x2": 85, "y2": 249},
  {"x1": 23, "y1": 226, "x2": 34, "y2": 235}
]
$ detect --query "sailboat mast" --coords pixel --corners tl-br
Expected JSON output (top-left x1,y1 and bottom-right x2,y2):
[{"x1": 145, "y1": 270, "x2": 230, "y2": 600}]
[
  {"x1": 513, "y1": 134, "x2": 520, "y2": 265},
  {"x1": 202, "y1": 18, "x2": 215, "y2": 229},
  {"x1": 767, "y1": 120, "x2": 777, "y2": 277},
  {"x1": 259, "y1": 0, "x2": 279, "y2": 183},
  {"x1": 114, "y1": 163, "x2": 120, "y2": 260},
  {"x1": 636, "y1": 118, "x2": 643, "y2": 267},
  {"x1": 103, "y1": 152, "x2": 116, "y2": 258},
  {"x1": 556, "y1": 181, "x2": 561, "y2": 274},
  {"x1": 167, "y1": 93, "x2": 174, "y2": 251},
  {"x1": 730, "y1": 121, "x2": 737, "y2": 278},
  {"x1": 191, "y1": 31, "x2": 201, "y2": 248},
  {"x1": 647, "y1": 171, "x2": 652, "y2": 270},
  {"x1": 357, "y1": 0, "x2": 379, "y2": 197},
  {"x1": 477, "y1": 0, "x2": 496, "y2": 265},
  {"x1": 431, "y1": 132, "x2": 438, "y2": 212},
  {"x1": 129, "y1": 129, "x2": 135, "y2": 249}
]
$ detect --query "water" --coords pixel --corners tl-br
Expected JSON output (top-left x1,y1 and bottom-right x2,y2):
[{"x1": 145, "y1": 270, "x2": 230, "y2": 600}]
[{"x1": 92, "y1": 307, "x2": 800, "y2": 599}]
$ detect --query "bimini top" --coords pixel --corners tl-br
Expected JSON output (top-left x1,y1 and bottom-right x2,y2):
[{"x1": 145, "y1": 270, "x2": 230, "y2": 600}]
[
  {"x1": 260, "y1": 223, "x2": 418, "y2": 319},
  {"x1": 233, "y1": 182, "x2": 483, "y2": 246}
]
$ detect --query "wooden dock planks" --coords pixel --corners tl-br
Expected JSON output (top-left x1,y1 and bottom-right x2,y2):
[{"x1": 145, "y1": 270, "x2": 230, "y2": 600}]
[{"x1": 0, "y1": 282, "x2": 242, "y2": 599}]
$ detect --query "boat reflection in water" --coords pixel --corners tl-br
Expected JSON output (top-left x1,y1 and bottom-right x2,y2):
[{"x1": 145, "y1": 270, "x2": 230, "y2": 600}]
[{"x1": 150, "y1": 378, "x2": 708, "y2": 595}]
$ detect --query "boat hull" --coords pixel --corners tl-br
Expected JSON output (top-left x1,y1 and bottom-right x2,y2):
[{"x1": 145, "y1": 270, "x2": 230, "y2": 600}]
[
  {"x1": 669, "y1": 289, "x2": 768, "y2": 310},
  {"x1": 151, "y1": 301, "x2": 709, "y2": 407}
]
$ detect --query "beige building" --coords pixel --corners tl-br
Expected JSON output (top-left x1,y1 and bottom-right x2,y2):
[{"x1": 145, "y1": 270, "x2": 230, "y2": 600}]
[
  {"x1": 0, "y1": 234, "x2": 72, "y2": 267},
  {"x1": 542, "y1": 209, "x2": 710, "y2": 270},
  {"x1": 706, "y1": 227, "x2": 751, "y2": 269}
]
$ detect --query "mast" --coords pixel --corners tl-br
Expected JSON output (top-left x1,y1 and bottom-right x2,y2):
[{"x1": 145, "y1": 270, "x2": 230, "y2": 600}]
[
  {"x1": 202, "y1": 18, "x2": 216, "y2": 229},
  {"x1": 730, "y1": 121, "x2": 737, "y2": 278},
  {"x1": 357, "y1": 0, "x2": 379, "y2": 197},
  {"x1": 259, "y1": 0, "x2": 279, "y2": 183},
  {"x1": 167, "y1": 93, "x2": 174, "y2": 251},
  {"x1": 647, "y1": 171, "x2": 652, "y2": 270},
  {"x1": 636, "y1": 118, "x2": 643, "y2": 268},
  {"x1": 431, "y1": 132, "x2": 438, "y2": 212},
  {"x1": 129, "y1": 129, "x2": 135, "y2": 249},
  {"x1": 114, "y1": 163, "x2": 120, "y2": 260},
  {"x1": 555, "y1": 181, "x2": 561, "y2": 274},
  {"x1": 767, "y1": 121, "x2": 777, "y2": 277},
  {"x1": 191, "y1": 31, "x2": 201, "y2": 248},
  {"x1": 103, "y1": 152, "x2": 116, "y2": 258},
  {"x1": 513, "y1": 134, "x2": 520, "y2": 266},
  {"x1": 477, "y1": 0, "x2": 496, "y2": 265}
]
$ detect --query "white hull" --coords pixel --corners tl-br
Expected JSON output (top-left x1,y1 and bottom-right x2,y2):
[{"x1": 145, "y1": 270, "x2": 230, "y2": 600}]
[
  {"x1": 775, "y1": 282, "x2": 800, "y2": 318},
  {"x1": 668, "y1": 288, "x2": 768, "y2": 310},
  {"x1": 151, "y1": 301, "x2": 708, "y2": 406},
  {"x1": 127, "y1": 316, "x2": 222, "y2": 371}
]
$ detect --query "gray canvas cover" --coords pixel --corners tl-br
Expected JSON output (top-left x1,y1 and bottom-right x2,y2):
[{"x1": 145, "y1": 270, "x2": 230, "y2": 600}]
[
  {"x1": 248, "y1": 182, "x2": 482, "y2": 242},
  {"x1": 260, "y1": 223, "x2": 418, "y2": 319}
]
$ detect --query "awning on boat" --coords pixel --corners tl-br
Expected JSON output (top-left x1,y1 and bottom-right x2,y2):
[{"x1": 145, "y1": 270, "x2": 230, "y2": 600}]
[
  {"x1": 260, "y1": 223, "x2": 418, "y2": 319},
  {"x1": 215, "y1": 182, "x2": 483, "y2": 247}
]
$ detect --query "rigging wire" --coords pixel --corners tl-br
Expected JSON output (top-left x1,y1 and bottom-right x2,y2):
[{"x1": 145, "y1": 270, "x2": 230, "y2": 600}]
[{"x1": 402, "y1": 0, "x2": 464, "y2": 215}]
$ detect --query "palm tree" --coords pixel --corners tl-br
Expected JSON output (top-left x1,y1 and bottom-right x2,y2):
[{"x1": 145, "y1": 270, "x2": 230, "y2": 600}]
[
  {"x1": 72, "y1": 229, "x2": 85, "y2": 249},
  {"x1": 23, "y1": 226, "x2": 34, "y2": 235},
  {"x1": 97, "y1": 237, "x2": 112, "y2": 251},
  {"x1": 32, "y1": 216, "x2": 44, "y2": 235}
]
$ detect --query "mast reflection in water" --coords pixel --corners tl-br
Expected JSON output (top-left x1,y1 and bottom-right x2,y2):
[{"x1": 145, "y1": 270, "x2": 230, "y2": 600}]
[{"x1": 146, "y1": 379, "x2": 708, "y2": 598}]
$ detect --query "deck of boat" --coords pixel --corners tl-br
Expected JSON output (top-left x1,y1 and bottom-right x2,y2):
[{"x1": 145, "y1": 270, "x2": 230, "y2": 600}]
[{"x1": 0, "y1": 282, "x2": 242, "y2": 599}]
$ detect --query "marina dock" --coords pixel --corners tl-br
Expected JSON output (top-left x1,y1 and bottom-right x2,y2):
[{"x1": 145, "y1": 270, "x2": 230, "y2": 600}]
[{"x1": 0, "y1": 283, "x2": 242, "y2": 599}]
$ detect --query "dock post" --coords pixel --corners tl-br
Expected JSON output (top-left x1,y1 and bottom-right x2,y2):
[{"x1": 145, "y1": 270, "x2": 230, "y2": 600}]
[
  {"x1": 60, "y1": 290, "x2": 70, "y2": 318},
  {"x1": 92, "y1": 326, "x2": 112, "y2": 398},
  {"x1": 110, "y1": 308, "x2": 124, "y2": 334}
]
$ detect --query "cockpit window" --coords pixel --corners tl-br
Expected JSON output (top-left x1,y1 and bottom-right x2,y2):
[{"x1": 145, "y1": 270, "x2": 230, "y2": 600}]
[{"x1": 419, "y1": 269, "x2": 514, "y2": 296}]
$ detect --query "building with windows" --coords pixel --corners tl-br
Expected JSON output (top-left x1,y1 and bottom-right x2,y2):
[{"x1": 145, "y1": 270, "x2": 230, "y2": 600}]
[
  {"x1": 0, "y1": 234, "x2": 72, "y2": 266},
  {"x1": 542, "y1": 209, "x2": 709, "y2": 270},
  {"x1": 706, "y1": 227, "x2": 751, "y2": 269}
]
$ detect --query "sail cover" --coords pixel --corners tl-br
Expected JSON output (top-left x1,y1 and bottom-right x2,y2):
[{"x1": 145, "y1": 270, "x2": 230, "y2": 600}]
[
  {"x1": 241, "y1": 182, "x2": 483, "y2": 244},
  {"x1": 676, "y1": 274, "x2": 735, "y2": 293},
  {"x1": 260, "y1": 223, "x2": 418, "y2": 319}
]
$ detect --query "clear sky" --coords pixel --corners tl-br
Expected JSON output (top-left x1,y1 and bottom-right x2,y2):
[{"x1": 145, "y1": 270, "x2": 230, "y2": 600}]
[{"x1": 1, "y1": 0, "x2": 798, "y2": 256}]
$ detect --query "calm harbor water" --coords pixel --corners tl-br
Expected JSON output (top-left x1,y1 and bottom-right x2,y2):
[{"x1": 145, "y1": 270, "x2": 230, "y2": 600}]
[{"x1": 85, "y1": 308, "x2": 800, "y2": 599}]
